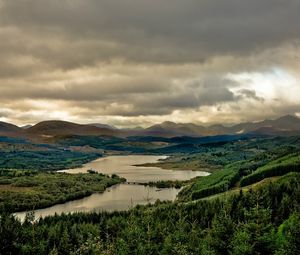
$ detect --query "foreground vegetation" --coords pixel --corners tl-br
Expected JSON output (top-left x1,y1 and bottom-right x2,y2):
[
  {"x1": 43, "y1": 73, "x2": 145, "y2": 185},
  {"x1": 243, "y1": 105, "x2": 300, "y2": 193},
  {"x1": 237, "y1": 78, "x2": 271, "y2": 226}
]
[
  {"x1": 0, "y1": 172, "x2": 299, "y2": 254},
  {"x1": 0, "y1": 170, "x2": 125, "y2": 212}
]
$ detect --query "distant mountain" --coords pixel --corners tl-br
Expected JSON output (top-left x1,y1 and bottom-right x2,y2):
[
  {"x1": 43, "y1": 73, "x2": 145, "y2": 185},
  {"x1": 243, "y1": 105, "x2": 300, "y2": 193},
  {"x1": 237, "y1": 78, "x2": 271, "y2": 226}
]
[
  {"x1": 141, "y1": 121, "x2": 209, "y2": 137},
  {"x1": 140, "y1": 115, "x2": 300, "y2": 137},
  {"x1": 0, "y1": 121, "x2": 24, "y2": 137},
  {"x1": 0, "y1": 115, "x2": 299, "y2": 140},
  {"x1": 88, "y1": 123, "x2": 118, "y2": 130},
  {"x1": 26, "y1": 120, "x2": 120, "y2": 137},
  {"x1": 20, "y1": 125, "x2": 33, "y2": 129},
  {"x1": 138, "y1": 121, "x2": 222, "y2": 137},
  {"x1": 231, "y1": 115, "x2": 300, "y2": 135}
]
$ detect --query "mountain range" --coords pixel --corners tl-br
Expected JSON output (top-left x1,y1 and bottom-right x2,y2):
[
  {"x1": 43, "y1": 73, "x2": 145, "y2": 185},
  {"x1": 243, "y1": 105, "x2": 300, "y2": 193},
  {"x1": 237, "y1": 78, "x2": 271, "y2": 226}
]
[
  {"x1": 0, "y1": 115, "x2": 300, "y2": 140},
  {"x1": 142, "y1": 115, "x2": 300, "y2": 137}
]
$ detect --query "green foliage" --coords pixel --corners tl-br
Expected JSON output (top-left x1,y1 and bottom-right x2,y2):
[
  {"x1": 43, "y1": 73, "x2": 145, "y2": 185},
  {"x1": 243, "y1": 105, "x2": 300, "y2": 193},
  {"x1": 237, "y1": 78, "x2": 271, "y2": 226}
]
[
  {"x1": 0, "y1": 149, "x2": 100, "y2": 171},
  {"x1": 276, "y1": 213, "x2": 300, "y2": 255},
  {"x1": 0, "y1": 172, "x2": 299, "y2": 255},
  {"x1": 0, "y1": 170, "x2": 125, "y2": 212},
  {"x1": 143, "y1": 180, "x2": 185, "y2": 189},
  {"x1": 230, "y1": 229, "x2": 253, "y2": 255},
  {"x1": 179, "y1": 140, "x2": 300, "y2": 201},
  {"x1": 179, "y1": 162, "x2": 242, "y2": 200},
  {"x1": 240, "y1": 153, "x2": 300, "y2": 186}
]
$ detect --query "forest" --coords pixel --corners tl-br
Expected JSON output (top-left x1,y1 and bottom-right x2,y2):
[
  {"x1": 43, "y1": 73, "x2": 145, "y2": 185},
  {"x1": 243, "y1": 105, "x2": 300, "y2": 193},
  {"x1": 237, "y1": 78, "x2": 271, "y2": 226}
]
[{"x1": 0, "y1": 172, "x2": 299, "y2": 254}]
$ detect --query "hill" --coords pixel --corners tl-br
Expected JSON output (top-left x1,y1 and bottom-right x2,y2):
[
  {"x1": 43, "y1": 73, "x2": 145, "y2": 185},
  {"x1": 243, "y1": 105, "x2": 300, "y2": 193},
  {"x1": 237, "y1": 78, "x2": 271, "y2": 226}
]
[
  {"x1": 230, "y1": 115, "x2": 300, "y2": 134},
  {"x1": 140, "y1": 122, "x2": 201, "y2": 137},
  {"x1": 140, "y1": 115, "x2": 300, "y2": 137},
  {"x1": 0, "y1": 121, "x2": 24, "y2": 137},
  {"x1": 88, "y1": 123, "x2": 117, "y2": 130},
  {"x1": 26, "y1": 120, "x2": 120, "y2": 138},
  {"x1": 0, "y1": 115, "x2": 300, "y2": 139}
]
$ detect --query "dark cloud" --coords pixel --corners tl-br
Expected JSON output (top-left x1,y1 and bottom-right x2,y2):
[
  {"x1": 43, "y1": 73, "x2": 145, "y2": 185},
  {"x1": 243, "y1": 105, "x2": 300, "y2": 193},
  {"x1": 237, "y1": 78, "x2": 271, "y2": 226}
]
[
  {"x1": 237, "y1": 89, "x2": 264, "y2": 102},
  {"x1": 1, "y1": 0, "x2": 300, "y2": 68},
  {"x1": 0, "y1": 74, "x2": 239, "y2": 117},
  {"x1": 0, "y1": 0, "x2": 300, "y2": 126}
]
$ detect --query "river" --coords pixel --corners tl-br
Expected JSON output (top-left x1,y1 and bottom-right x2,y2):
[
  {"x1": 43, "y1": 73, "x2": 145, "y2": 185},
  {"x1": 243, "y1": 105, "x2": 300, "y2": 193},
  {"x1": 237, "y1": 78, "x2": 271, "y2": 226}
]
[{"x1": 15, "y1": 155, "x2": 209, "y2": 221}]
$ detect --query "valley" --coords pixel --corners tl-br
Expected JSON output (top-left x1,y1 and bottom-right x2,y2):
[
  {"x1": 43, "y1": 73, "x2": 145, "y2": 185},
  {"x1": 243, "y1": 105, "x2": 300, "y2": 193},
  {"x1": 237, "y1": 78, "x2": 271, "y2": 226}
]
[
  {"x1": 13, "y1": 155, "x2": 208, "y2": 221},
  {"x1": 0, "y1": 116, "x2": 300, "y2": 254}
]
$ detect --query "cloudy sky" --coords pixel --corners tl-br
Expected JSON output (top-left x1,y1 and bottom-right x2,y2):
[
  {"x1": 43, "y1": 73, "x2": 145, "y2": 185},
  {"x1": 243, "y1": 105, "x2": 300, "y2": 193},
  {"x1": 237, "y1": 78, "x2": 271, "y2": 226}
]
[{"x1": 0, "y1": 0, "x2": 300, "y2": 127}]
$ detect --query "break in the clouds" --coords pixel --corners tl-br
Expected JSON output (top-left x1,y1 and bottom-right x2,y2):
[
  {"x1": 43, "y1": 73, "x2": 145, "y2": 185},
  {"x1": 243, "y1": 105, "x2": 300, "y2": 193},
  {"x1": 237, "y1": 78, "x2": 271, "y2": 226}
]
[{"x1": 0, "y1": 0, "x2": 300, "y2": 127}]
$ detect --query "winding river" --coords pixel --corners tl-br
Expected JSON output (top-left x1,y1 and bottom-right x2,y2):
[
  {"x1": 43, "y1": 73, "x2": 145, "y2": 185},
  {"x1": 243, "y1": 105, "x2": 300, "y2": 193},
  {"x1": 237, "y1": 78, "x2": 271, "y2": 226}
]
[{"x1": 15, "y1": 155, "x2": 209, "y2": 221}]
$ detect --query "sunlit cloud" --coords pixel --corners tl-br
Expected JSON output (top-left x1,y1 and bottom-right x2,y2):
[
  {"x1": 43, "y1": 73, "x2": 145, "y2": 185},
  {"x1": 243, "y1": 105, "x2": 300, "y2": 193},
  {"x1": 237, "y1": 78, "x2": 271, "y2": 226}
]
[{"x1": 228, "y1": 68, "x2": 300, "y2": 102}]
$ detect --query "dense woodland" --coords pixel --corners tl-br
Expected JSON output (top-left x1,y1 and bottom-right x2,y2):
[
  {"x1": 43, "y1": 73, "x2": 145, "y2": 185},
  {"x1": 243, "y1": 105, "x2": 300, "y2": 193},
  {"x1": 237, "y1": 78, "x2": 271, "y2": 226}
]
[{"x1": 0, "y1": 172, "x2": 299, "y2": 254}]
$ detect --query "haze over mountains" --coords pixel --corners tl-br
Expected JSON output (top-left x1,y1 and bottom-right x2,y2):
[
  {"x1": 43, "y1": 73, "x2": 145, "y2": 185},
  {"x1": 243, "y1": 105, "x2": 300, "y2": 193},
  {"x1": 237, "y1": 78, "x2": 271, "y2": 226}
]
[
  {"x1": 0, "y1": 115, "x2": 300, "y2": 140},
  {"x1": 135, "y1": 115, "x2": 300, "y2": 137}
]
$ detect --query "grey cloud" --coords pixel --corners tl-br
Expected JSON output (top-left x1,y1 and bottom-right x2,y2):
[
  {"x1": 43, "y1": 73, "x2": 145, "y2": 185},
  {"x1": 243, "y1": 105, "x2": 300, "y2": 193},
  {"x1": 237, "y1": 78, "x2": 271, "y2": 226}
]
[
  {"x1": 0, "y1": 0, "x2": 300, "y2": 69},
  {"x1": 137, "y1": 78, "x2": 237, "y2": 112},
  {"x1": 0, "y1": 0, "x2": 300, "y2": 126},
  {"x1": 0, "y1": 74, "x2": 239, "y2": 117},
  {"x1": 72, "y1": 77, "x2": 238, "y2": 117},
  {"x1": 0, "y1": 76, "x2": 169, "y2": 101},
  {"x1": 0, "y1": 109, "x2": 11, "y2": 118},
  {"x1": 237, "y1": 89, "x2": 265, "y2": 102}
]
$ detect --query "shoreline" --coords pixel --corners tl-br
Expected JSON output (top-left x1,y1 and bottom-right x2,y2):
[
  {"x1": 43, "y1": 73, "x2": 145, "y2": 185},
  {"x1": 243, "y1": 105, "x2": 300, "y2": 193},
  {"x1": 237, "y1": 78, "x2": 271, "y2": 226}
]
[
  {"x1": 12, "y1": 179, "x2": 125, "y2": 214},
  {"x1": 12, "y1": 155, "x2": 209, "y2": 220}
]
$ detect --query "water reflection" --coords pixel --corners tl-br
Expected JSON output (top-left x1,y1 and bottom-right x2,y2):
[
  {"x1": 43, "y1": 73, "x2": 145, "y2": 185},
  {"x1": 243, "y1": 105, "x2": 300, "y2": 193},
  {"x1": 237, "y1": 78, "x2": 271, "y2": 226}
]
[
  {"x1": 15, "y1": 155, "x2": 209, "y2": 221},
  {"x1": 61, "y1": 155, "x2": 209, "y2": 182},
  {"x1": 15, "y1": 184, "x2": 180, "y2": 221}
]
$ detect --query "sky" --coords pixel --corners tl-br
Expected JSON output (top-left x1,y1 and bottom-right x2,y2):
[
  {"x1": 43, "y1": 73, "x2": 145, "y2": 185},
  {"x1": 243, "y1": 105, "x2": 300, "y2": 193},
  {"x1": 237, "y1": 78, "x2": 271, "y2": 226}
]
[{"x1": 0, "y1": 0, "x2": 300, "y2": 128}]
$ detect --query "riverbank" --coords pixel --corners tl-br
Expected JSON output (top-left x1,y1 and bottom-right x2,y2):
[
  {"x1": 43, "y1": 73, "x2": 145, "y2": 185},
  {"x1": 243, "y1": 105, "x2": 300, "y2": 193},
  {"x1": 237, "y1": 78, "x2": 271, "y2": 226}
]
[
  {"x1": 0, "y1": 169, "x2": 125, "y2": 213},
  {"x1": 62, "y1": 155, "x2": 208, "y2": 182},
  {"x1": 136, "y1": 160, "x2": 219, "y2": 173},
  {"x1": 12, "y1": 155, "x2": 209, "y2": 220},
  {"x1": 14, "y1": 183, "x2": 181, "y2": 222}
]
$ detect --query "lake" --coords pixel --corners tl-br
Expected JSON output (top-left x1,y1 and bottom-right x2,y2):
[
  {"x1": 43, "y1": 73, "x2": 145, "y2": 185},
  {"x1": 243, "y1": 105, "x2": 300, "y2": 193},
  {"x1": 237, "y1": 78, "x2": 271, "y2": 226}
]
[
  {"x1": 15, "y1": 155, "x2": 209, "y2": 221},
  {"x1": 60, "y1": 155, "x2": 208, "y2": 182}
]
